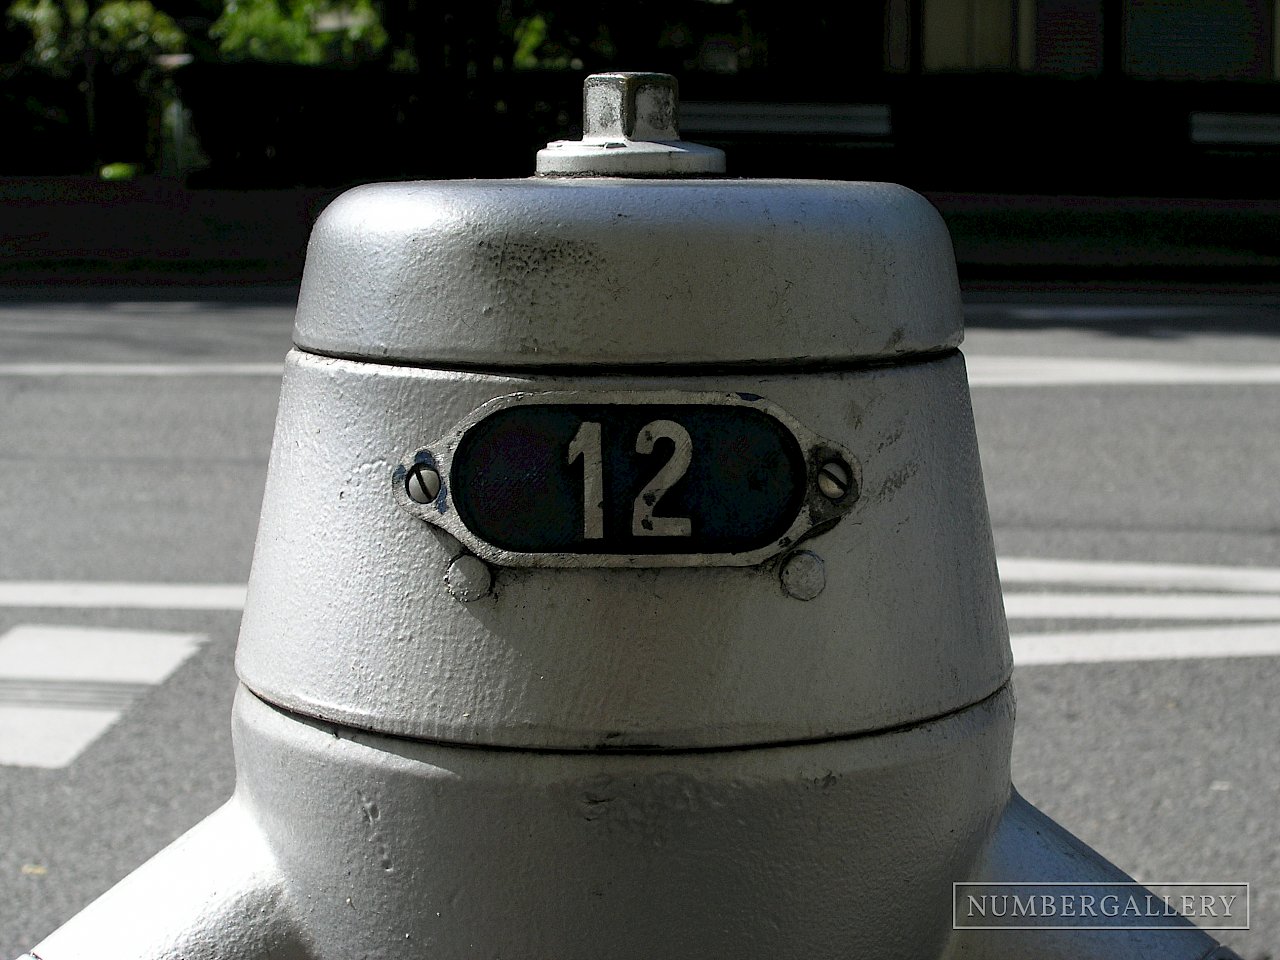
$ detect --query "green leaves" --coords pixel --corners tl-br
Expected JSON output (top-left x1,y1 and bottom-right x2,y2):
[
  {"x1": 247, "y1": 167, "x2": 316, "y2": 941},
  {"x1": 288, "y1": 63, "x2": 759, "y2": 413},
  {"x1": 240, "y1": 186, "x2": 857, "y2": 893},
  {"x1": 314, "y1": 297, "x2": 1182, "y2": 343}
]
[
  {"x1": 7, "y1": 0, "x2": 185, "y2": 76},
  {"x1": 8, "y1": 0, "x2": 90, "y2": 75},
  {"x1": 7, "y1": 0, "x2": 390, "y2": 72},
  {"x1": 92, "y1": 2, "x2": 185, "y2": 64},
  {"x1": 210, "y1": 0, "x2": 387, "y2": 65},
  {"x1": 512, "y1": 13, "x2": 546, "y2": 70}
]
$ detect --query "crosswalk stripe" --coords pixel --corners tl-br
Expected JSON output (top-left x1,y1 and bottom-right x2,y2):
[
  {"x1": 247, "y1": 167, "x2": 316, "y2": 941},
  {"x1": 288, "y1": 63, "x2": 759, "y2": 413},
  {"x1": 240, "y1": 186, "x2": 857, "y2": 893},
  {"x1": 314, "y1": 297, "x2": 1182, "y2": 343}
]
[
  {"x1": 967, "y1": 355, "x2": 1280, "y2": 387},
  {"x1": 999, "y1": 557, "x2": 1280, "y2": 664},
  {"x1": 1004, "y1": 592, "x2": 1280, "y2": 621},
  {"x1": 0, "y1": 625, "x2": 205, "y2": 769},
  {"x1": 0, "y1": 707, "x2": 121, "y2": 769},
  {"x1": 0, "y1": 678, "x2": 149, "y2": 710},
  {"x1": 2, "y1": 557, "x2": 1280, "y2": 677},
  {"x1": 999, "y1": 557, "x2": 1280, "y2": 593},
  {"x1": 0, "y1": 362, "x2": 283, "y2": 377},
  {"x1": 0, "y1": 582, "x2": 247, "y2": 610},
  {"x1": 1012, "y1": 623, "x2": 1280, "y2": 666}
]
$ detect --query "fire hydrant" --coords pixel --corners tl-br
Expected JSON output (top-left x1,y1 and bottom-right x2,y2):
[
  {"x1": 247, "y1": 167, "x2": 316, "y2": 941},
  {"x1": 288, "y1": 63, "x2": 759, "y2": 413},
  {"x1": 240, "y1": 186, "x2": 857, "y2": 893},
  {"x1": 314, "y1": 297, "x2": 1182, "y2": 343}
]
[{"x1": 21, "y1": 72, "x2": 1242, "y2": 960}]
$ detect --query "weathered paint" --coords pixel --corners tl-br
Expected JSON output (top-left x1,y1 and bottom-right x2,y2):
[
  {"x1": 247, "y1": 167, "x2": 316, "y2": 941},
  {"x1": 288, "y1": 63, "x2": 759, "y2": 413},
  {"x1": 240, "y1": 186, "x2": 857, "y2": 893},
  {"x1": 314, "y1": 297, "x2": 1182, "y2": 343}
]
[
  {"x1": 22, "y1": 72, "x2": 1241, "y2": 960},
  {"x1": 235, "y1": 351, "x2": 1010, "y2": 750},
  {"x1": 293, "y1": 179, "x2": 963, "y2": 368},
  {"x1": 392, "y1": 389, "x2": 858, "y2": 568},
  {"x1": 30, "y1": 689, "x2": 1230, "y2": 960}
]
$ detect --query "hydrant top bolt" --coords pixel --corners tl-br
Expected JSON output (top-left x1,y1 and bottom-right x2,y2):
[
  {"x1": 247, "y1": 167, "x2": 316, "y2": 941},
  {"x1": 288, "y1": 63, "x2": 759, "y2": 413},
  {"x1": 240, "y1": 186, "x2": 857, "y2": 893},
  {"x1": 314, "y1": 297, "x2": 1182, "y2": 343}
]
[
  {"x1": 536, "y1": 71, "x2": 725, "y2": 176},
  {"x1": 583, "y1": 72, "x2": 680, "y2": 142},
  {"x1": 406, "y1": 464, "x2": 441, "y2": 504}
]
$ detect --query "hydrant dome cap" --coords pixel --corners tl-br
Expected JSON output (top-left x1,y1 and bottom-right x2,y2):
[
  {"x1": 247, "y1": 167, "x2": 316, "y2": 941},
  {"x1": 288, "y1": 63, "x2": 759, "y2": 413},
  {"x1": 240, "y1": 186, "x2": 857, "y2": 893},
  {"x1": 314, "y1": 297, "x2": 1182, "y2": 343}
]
[{"x1": 293, "y1": 178, "x2": 963, "y2": 368}]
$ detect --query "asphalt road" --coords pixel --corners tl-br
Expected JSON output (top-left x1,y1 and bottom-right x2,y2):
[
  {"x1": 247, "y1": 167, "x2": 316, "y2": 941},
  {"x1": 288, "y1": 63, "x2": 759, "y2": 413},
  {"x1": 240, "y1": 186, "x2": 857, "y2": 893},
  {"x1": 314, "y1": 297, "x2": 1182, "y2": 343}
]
[{"x1": 1, "y1": 290, "x2": 1278, "y2": 958}]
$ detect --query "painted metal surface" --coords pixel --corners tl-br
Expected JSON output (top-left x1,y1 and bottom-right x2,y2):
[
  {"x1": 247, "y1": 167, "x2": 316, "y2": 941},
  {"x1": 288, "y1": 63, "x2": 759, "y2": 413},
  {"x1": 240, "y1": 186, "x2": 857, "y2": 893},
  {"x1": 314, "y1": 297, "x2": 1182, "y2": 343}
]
[
  {"x1": 28, "y1": 690, "x2": 1233, "y2": 960},
  {"x1": 228, "y1": 686, "x2": 1011, "y2": 960},
  {"x1": 393, "y1": 389, "x2": 859, "y2": 568},
  {"x1": 31, "y1": 798, "x2": 309, "y2": 960},
  {"x1": 292, "y1": 178, "x2": 963, "y2": 368},
  {"x1": 20, "y1": 73, "x2": 1240, "y2": 960},
  {"x1": 235, "y1": 349, "x2": 1010, "y2": 750}
]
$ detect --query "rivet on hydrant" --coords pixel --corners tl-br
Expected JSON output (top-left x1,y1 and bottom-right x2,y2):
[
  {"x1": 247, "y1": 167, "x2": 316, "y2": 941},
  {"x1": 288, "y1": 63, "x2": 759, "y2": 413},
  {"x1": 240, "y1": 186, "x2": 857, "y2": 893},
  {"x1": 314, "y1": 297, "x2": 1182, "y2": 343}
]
[
  {"x1": 446, "y1": 554, "x2": 492, "y2": 602},
  {"x1": 780, "y1": 550, "x2": 825, "y2": 601}
]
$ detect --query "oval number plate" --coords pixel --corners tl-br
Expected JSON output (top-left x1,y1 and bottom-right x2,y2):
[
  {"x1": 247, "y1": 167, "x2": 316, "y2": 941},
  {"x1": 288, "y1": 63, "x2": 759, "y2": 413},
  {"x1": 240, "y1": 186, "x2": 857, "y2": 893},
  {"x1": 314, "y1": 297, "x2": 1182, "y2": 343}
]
[{"x1": 395, "y1": 391, "x2": 859, "y2": 568}]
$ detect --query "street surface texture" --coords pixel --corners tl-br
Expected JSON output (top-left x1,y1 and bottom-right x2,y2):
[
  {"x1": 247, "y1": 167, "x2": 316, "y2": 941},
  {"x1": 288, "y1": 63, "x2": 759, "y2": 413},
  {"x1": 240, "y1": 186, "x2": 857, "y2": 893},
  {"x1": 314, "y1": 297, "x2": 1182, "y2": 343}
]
[{"x1": 0, "y1": 289, "x2": 1277, "y2": 958}]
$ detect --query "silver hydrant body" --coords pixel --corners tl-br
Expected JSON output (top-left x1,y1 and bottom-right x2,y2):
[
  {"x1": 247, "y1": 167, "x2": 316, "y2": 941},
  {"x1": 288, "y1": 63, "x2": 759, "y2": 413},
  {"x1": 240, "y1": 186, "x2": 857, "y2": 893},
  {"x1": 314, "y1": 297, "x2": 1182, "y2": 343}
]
[{"x1": 24, "y1": 74, "x2": 1238, "y2": 960}]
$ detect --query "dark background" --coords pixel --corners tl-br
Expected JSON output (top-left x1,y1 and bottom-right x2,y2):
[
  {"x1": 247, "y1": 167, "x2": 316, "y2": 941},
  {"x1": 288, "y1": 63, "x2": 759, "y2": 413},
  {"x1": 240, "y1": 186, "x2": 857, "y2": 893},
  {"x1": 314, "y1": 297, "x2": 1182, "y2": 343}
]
[
  {"x1": 2, "y1": 0, "x2": 1280, "y2": 287},
  {"x1": 3, "y1": 5, "x2": 1280, "y2": 958}
]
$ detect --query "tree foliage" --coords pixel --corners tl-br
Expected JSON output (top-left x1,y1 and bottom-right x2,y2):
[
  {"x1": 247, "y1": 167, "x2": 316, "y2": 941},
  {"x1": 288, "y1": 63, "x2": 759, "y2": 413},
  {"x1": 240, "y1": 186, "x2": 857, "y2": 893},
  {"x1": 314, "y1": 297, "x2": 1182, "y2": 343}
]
[
  {"x1": 7, "y1": 0, "x2": 186, "y2": 76},
  {"x1": 210, "y1": 0, "x2": 387, "y2": 64}
]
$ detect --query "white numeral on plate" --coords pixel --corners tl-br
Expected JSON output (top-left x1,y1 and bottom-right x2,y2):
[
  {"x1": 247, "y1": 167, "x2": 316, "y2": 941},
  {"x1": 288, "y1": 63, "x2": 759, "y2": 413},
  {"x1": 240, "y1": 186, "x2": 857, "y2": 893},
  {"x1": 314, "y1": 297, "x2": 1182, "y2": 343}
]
[
  {"x1": 567, "y1": 420, "x2": 604, "y2": 539},
  {"x1": 568, "y1": 419, "x2": 694, "y2": 540},
  {"x1": 633, "y1": 419, "x2": 692, "y2": 538}
]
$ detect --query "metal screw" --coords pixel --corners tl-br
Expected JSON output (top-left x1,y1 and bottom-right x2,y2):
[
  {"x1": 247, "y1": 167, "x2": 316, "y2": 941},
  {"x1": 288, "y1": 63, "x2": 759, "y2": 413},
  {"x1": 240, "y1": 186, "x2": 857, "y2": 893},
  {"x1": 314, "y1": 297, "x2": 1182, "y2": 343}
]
[
  {"x1": 446, "y1": 555, "x2": 492, "y2": 603},
  {"x1": 406, "y1": 464, "x2": 441, "y2": 504},
  {"x1": 780, "y1": 550, "x2": 826, "y2": 601},
  {"x1": 817, "y1": 459, "x2": 852, "y2": 501}
]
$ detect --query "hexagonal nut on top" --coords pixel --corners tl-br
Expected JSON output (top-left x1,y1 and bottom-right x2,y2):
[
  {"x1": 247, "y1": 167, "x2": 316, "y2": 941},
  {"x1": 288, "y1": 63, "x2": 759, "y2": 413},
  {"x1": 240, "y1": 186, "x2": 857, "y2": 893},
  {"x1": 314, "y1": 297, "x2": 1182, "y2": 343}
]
[
  {"x1": 537, "y1": 71, "x2": 725, "y2": 177},
  {"x1": 584, "y1": 72, "x2": 680, "y2": 141}
]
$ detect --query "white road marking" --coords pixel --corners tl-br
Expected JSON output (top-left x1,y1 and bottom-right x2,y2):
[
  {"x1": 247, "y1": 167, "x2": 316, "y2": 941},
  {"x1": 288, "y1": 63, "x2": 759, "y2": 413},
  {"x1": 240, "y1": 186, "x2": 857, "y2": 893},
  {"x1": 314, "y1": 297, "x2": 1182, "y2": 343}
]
[
  {"x1": 1002, "y1": 557, "x2": 1280, "y2": 666},
  {"x1": 0, "y1": 707, "x2": 120, "y2": 769},
  {"x1": 1012, "y1": 624, "x2": 1280, "y2": 666},
  {"x1": 0, "y1": 362, "x2": 283, "y2": 377},
  {"x1": 0, "y1": 625, "x2": 202, "y2": 684},
  {"x1": 967, "y1": 355, "x2": 1280, "y2": 387},
  {"x1": 0, "y1": 625, "x2": 205, "y2": 769},
  {"x1": 0, "y1": 678, "x2": 147, "y2": 709},
  {"x1": 1004, "y1": 592, "x2": 1280, "y2": 621},
  {"x1": 999, "y1": 557, "x2": 1280, "y2": 593},
  {"x1": 0, "y1": 582, "x2": 247, "y2": 610},
  {"x1": 2, "y1": 556, "x2": 1280, "y2": 675}
]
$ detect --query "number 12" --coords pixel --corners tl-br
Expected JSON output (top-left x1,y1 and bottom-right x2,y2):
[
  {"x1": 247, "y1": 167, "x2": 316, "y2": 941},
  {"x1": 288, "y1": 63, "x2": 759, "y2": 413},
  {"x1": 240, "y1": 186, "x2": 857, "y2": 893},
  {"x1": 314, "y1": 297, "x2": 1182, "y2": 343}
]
[{"x1": 567, "y1": 420, "x2": 693, "y2": 540}]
